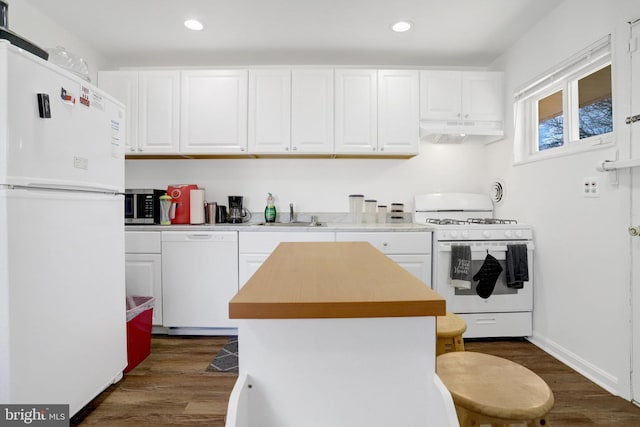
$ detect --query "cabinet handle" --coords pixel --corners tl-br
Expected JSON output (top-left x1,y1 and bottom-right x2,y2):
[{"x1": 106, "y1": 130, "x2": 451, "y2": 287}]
[
  {"x1": 629, "y1": 226, "x2": 640, "y2": 236},
  {"x1": 382, "y1": 242, "x2": 388, "y2": 247},
  {"x1": 240, "y1": 147, "x2": 245, "y2": 151},
  {"x1": 292, "y1": 146, "x2": 297, "y2": 151},
  {"x1": 285, "y1": 146, "x2": 289, "y2": 151},
  {"x1": 464, "y1": 114, "x2": 469, "y2": 119}
]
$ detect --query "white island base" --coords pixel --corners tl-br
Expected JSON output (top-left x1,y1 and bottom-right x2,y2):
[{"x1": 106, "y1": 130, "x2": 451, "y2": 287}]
[{"x1": 225, "y1": 316, "x2": 458, "y2": 427}]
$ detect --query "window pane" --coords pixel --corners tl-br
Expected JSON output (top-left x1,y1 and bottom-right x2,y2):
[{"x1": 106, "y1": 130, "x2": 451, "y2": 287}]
[
  {"x1": 538, "y1": 90, "x2": 563, "y2": 151},
  {"x1": 578, "y1": 65, "x2": 612, "y2": 139}
]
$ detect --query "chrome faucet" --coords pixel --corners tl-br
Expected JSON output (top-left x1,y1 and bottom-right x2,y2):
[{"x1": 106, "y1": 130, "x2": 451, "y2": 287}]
[{"x1": 289, "y1": 203, "x2": 295, "y2": 223}]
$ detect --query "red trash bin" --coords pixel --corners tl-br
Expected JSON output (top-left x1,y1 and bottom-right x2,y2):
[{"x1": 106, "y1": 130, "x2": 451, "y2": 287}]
[{"x1": 124, "y1": 296, "x2": 155, "y2": 373}]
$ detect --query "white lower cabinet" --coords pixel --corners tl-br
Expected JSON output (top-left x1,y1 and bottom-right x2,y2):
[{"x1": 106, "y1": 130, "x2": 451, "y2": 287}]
[
  {"x1": 239, "y1": 231, "x2": 335, "y2": 287},
  {"x1": 335, "y1": 232, "x2": 432, "y2": 285},
  {"x1": 161, "y1": 231, "x2": 239, "y2": 328},
  {"x1": 125, "y1": 231, "x2": 163, "y2": 325}
]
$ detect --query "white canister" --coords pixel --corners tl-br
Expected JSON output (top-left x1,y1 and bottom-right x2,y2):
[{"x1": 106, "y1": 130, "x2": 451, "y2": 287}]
[
  {"x1": 364, "y1": 199, "x2": 377, "y2": 223},
  {"x1": 349, "y1": 194, "x2": 364, "y2": 223},
  {"x1": 377, "y1": 205, "x2": 387, "y2": 223}
]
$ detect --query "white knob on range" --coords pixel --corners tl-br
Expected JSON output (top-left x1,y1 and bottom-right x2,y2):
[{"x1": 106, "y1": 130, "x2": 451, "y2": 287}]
[
  {"x1": 504, "y1": 230, "x2": 513, "y2": 238},
  {"x1": 450, "y1": 231, "x2": 458, "y2": 239},
  {"x1": 482, "y1": 230, "x2": 491, "y2": 238},
  {"x1": 515, "y1": 230, "x2": 523, "y2": 238},
  {"x1": 461, "y1": 231, "x2": 470, "y2": 239}
]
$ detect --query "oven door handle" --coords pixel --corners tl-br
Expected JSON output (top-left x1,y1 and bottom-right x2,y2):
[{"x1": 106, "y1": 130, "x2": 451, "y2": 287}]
[{"x1": 436, "y1": 242, "x2": 535, "y2": 252}]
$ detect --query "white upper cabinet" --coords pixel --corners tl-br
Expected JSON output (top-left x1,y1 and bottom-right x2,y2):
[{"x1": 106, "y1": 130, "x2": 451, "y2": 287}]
[
  {"x1": 99, "y1": 66, "x2": 422, "y2": 157},
  {"x1": 291, "y1": 69, "x2": 334, "y2": 153},
  {"x1": 462, "y1": 72, "x2": 503, "y2": 122},
  {"x1": 137, "y1": 71, "x2": 181, "y2": 153},
  {"x1": 99, "y1": 70, "x2": 180, "y2": 154},
  {"x1": 248, "y1": 69, "x2": 292, "y2": 154},
  {"x1": 180, "y1": 70, "x2": 248, "y2": 154},
  {"x1": 419, "y1": 71, "x2": 462, "y2": 121},
  {"x1": 420, "y1": 70, "x2": 503, "y2": 123},
  {"x1": 334, "y1": 69, "x2": 378, "y2": 154},
  {"x1": 98, "y1": 71, "x2": 139, "y2": 154},
  {"x1": 378, "y1": 70, "x2": 419, "y2": 155}
]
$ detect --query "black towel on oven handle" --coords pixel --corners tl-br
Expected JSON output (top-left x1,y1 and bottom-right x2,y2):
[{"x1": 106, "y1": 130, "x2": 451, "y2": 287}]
[
  {"x1": 473, "y1": 253, "x2": 503, "y2": 299},
  {"x1": 506, "y1": 244, "x2": 529, "y2": 289}
]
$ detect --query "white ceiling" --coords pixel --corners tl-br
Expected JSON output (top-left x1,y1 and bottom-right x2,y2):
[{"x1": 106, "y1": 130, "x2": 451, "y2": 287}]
[{"x1": 23, "y1": 0, "x2": 560, "y2": 67}]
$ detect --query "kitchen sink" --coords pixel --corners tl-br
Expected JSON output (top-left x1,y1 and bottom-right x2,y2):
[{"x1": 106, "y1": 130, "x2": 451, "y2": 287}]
[{"x1": 252, "y1": 221, "x2": 326, "y2": 227}]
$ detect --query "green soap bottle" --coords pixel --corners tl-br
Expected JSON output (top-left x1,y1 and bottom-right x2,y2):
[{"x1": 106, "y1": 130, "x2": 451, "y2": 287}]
[{"x1": 265, "y1": 193, "x2": 276, "y2": 223}]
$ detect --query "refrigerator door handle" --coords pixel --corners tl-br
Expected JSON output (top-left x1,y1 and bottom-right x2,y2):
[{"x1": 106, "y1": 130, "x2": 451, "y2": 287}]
[{"x1": 18, "y1": 183, "x2": 120, "y2": 194}]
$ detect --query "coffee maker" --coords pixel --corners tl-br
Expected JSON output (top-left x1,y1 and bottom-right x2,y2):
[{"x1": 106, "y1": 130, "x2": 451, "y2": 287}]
[{"x1": 228, "y1": 195, "x2": 249, "y2": 223}]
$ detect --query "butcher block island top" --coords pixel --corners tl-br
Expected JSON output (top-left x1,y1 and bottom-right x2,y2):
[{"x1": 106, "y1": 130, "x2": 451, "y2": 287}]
[{"x1": 229, "y1": 241, "x2": 445, "y2": 319}]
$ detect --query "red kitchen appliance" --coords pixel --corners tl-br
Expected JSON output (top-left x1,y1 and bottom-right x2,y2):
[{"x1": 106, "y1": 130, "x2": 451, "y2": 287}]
[{"x1": 167, "y1": 184, "x2": 198, "y2": 224}]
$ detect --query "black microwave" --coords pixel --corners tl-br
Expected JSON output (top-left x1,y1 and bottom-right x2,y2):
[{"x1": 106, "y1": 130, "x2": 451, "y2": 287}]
[{"x1": 124, "y1": 189, "x2": 165, "y2": 224}]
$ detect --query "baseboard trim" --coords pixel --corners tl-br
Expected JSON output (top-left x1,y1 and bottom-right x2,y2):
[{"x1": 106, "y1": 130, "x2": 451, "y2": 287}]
[{"x1": 528, "y1": 332, "x2": 628, "y2": 399}]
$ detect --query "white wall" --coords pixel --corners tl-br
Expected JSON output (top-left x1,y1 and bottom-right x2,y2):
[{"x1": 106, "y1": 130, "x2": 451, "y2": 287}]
[
  {"x1": 7, "y1": 0, "x2": 112, "y2": 82},
  {"x1": 488, "y1": 0, "x2": 640, "y2": 398},
  {"x1": 125, "y1": 142, "x2": 489, "y2": 214}
]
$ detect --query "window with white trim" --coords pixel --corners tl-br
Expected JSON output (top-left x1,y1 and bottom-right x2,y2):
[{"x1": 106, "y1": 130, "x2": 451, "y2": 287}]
[{"x1": 514, "y1": 36, "x2": 613, "y2": 163}]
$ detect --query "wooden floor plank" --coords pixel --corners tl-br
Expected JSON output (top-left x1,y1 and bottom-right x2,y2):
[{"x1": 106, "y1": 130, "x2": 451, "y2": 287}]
[{"x1": 71, "y1": 336, "x2": 640, "y2": 426}]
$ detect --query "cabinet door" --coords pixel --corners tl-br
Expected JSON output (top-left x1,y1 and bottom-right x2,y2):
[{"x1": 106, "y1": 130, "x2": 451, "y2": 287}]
[
  {"x1": 238, "y1": 253, "x2": 270, "y2": 289},
  {"x1": 248, "y1": 69, "x2": 292, "y2": 153},
  {"x1": 125, "y1": 253, "x2": 163, "y2": 325},
  {"x1": 462, "y1": 71, "x2": 503, "y2": 122},
  {"x1": 98, "y1": 71, "x2": 139, "y2": 154},
  {"x1": 162, "y1": 232, "x2": 238, "y2": 328},
  {"x1": 138, "y1": 71, "x2": 180, "y2": 153},
  {"x1": 335, "y1": 69, "x2": 378, "y2": 153},
  {"x1": 291, "y1": 69, "x2": 334, "y2": 153},
  {"x1": 180, "y1": 70, "x2": 248, "y2": 154},
  {"x1": 378, "y1": 70, "x2": 419, "y2": 154},
  {"x1": 238, "y1": 231, "x2": 335, "y2": 287},
  {"x1": 387, "y1": 254, "x2": 432, "y2": 285},
  {"x1": 419, "y1": 70, "x2": 462, "y2": 121},
  {"x1": 335, "y1": 232, "x2": 431, "y2": 284}
]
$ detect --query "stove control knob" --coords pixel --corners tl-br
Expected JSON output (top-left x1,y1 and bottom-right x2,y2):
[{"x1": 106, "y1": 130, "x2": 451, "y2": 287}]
[
  {"x1": 515, "y1": 230, "x2": 523, "y2": 238},
  {"x1": 482, "y1": 230, "x2": 491, "y2": 238},
  {"x1": 450, "y1": 231, "x2": 458, "y2": 239},
  {"x1": 461, "y1": 231, "x2": 469, "y2": 239},
  {"x1": 504, "y1": 230, "x2": 513, "y2": 238}
]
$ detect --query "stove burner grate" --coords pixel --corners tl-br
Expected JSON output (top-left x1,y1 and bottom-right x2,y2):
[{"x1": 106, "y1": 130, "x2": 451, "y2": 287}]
[
  {"x1": 467, "y1": 218, "x2": 518, "y2": 224},
  {"x1": 425, "y1": 217, "x2": 519, "y2": 225}
]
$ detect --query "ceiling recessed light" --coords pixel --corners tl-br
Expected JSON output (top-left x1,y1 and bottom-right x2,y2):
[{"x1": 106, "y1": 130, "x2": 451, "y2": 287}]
[
  {"x1": 391, "y1": 21, "x2": 412, "y2": 33},
  {"x1": 184, "y1": 19, "x2": 204, "y2": 31}
]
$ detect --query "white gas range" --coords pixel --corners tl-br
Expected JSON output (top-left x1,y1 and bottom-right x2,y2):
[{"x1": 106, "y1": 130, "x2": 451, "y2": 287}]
[{"x1": 414, "y1": 193, "x2": 534, "y2": 338}]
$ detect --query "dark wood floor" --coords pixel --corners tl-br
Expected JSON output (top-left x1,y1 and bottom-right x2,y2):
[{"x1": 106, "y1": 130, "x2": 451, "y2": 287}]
[{"x1": 72, "y1": 336, "x2": 640, "y2": 426}]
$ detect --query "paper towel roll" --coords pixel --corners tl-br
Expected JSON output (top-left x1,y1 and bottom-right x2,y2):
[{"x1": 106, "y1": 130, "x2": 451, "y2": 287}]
[{"x1": 190, "y1": 189, "x2": 205, "y2": 224}]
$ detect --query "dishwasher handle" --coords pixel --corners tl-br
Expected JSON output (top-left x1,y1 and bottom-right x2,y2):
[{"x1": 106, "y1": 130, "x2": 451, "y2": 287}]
[{"x1": 161, "y1": 231, "x2": 238, "y2": 242}]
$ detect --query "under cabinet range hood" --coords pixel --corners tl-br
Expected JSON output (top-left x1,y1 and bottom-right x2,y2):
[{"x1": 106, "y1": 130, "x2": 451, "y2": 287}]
[{"x1": 419, "y1": 120, "x2": 504, "y2": 144}]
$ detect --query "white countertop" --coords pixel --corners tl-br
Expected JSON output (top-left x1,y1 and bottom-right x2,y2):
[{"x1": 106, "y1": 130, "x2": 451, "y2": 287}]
[{"x1": 125, "y1": 222, "x2": 432, "y2": 232}]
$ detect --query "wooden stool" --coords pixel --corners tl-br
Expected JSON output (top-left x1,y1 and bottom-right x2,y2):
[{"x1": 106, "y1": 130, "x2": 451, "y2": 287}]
[
  {"x1": 436, "y1": 312, "x2": 467, "y2": 355},
  {"x1": 437, "y1": 351, "x2": 554, "y2": 427}
]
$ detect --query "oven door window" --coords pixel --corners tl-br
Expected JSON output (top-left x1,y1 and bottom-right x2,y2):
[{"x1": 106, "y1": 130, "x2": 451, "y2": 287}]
[{"x1": 454, "y1": 250, "x2": 517, "y2": 296}]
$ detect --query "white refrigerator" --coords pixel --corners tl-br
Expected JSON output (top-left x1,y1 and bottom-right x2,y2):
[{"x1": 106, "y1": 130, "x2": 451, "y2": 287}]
[{"x1": 0, "y1": 40, "x2": 127, "y2": 416}]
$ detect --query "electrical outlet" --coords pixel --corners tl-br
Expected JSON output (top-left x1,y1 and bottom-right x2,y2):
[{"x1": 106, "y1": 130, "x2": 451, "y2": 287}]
[{"x1": 583, "y1": 176, "x2": 600, "y2": 197}]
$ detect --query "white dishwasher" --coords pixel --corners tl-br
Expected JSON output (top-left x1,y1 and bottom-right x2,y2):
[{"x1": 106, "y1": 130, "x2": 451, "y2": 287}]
[{"x1": 161, "y1": 231, "x2": 238, "y2": 330}]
